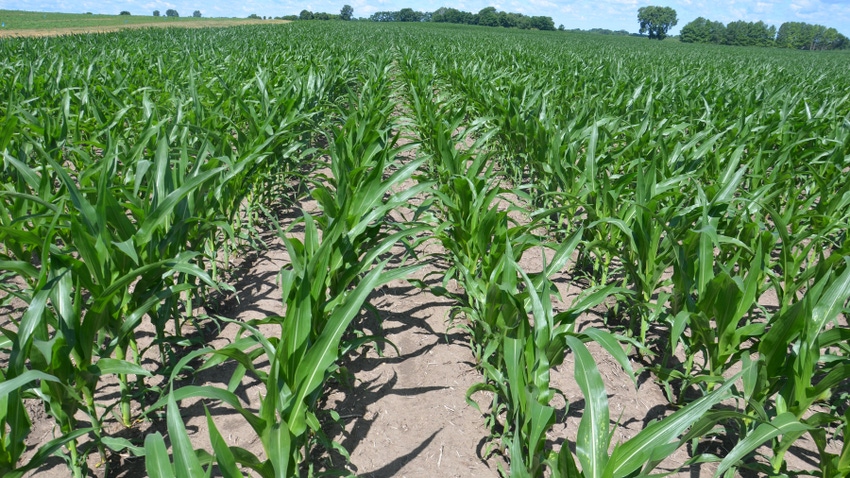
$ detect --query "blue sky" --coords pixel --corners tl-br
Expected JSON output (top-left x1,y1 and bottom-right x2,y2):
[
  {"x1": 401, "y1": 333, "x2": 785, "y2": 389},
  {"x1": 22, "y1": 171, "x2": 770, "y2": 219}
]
[{"x1": 3, "y1": 0, "x2": 850, "y2": 34}]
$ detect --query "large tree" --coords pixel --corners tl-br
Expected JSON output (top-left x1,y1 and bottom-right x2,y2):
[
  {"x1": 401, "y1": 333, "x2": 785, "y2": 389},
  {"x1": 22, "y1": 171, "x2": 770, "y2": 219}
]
[
  {"x1": 637, "y1": 6, "x2": 677, "y2": 40},
  {"x1": 340, "y1": 4, "x2": 353, "y2": 20}
]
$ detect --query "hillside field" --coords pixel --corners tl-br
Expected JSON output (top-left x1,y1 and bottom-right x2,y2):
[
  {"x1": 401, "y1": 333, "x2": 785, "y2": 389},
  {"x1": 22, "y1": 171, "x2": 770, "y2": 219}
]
[{"x1": 0, "y1": 10, "x2": 285, "y2": 37}]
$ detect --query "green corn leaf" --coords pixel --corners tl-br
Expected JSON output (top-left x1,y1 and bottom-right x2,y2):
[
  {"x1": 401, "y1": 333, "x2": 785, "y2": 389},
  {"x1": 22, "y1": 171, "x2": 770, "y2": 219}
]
[
  {"x1": 145, "y1": 432, "x2": 174, "y2": 478},
  {"x1": 566, "y1": 335, "x2": 609, "y2": 478},
  {"x1": 581, "y1": 328, "x2": 636, "y2": 386},
  {"x1": 267, "y1": 421, "x2": 292, "y2": 478},
  {"x1": 607, "y1": 367, "x2": 744, "y2": 478},
  {"x1": 166, "y1": 391, "x2": 205, "y2": 478},
  {"x1": 809, "y1": 257, "x2": 850, "y2": 346},
  {"x1": 0, "y1": 370, "x2": 61, "y2": 396},
  {"x1": 4, "y1": 427, "x2": 93, "y2": 478},
  {"x1": 713, "y1": 412, "x2": 812, "y2": 477},
  {"x1": 205, "y1": 406, "x2": 244, "y2": 478},
  {"x1": 91, "y1": 358, "x2": 152, "y2": 377},
  {"x1": 102, "y1": 436, "x2": 146, "y2": 456}
]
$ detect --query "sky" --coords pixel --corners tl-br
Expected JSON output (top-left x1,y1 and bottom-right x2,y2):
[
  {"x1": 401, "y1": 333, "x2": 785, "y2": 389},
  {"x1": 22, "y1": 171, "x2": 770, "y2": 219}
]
[{"x1": 3, "y1": 0, "x2": 850, "y2": 35}]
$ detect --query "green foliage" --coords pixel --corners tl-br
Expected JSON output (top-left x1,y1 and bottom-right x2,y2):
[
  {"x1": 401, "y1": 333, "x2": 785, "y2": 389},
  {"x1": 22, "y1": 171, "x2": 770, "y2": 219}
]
[
  {"x1": 725, "y1": 20, "x2": 775, "y2": 46},
  {"x1": 680, "y1": 17, "x2": 726, "y2": 44},
  {"x1": 372, "y1": 6, "x2": 555, "y2": 30},
  {"x1": 777, "y1": 21, "x2": 850, "y2": 50},
  {"x1": 340, "y1": 4, "x2": 353, "y2": 21},
  {"x1": 637, "y1": 5, "x2": 678, "y2": 40}
]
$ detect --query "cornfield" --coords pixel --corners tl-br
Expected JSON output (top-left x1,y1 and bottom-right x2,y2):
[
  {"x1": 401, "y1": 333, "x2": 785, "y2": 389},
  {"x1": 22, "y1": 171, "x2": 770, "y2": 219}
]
[{"x1": 1, "y1": 21, "x2": 848, "y2": 478}]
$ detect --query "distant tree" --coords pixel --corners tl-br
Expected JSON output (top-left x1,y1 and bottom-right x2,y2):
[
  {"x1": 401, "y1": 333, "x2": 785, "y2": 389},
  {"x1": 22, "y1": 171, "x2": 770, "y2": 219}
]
[
  {"x1": 153, "y1": 10, "x2": 160, "y2": 17},
  {"x1": 299, "y1": 10, "x2": 313, "y2": 20},
  {"x1": 165, "y1": 9, "x2": 179, "y2": 17},
  {"x1": 120, "y1": 11, "x2": 131, "y2": 15},
  {"x1": 431, "y1": 7, "x2": 473, "y2": 24},
  {"x1": 529, "y1": 15, "x2": 555, "y2": 31},
  {"x1": 707, "y1": 19, "x2": 726, "y2": 43},
  {"x1": 282, "y1": 14, "x2": 298, "y2": 20},
  {"x1": 369, "y1": 11, "x2": 397, "y2": 21},
  {"x1": 724, "y1": 20, "x2": 774, "y2": 46},
  {"x1": 777, "y1": 21, "x2": 807, "y2": 49},
  {"x1": 193, "y1": 10, "x2": 202, "y2": 17},
  {"x1": 340, "y1": 4, "x2": 353, "y2": 20},
  {"x1": 680, "y1": 17, "x2": 709, "y2": 43},
  {"x1": 248, "y1": 13, "x2": 261, "y2": 19},
  {"x1": 586, "y1": 28, "x2": 632, "y2": 36},
  {"x1": 776, "y1": 21, "x2": 848, "y2": 50},
  {"x1": 398, "y1": 8, "x2": 422, "y2": 22},
  {"x1": 475, "y1": 7, "x2": 498, "y2": 26},
  {"x1": 637, "y1": 6, "x2": 677, "y2": 40},
  {"x1": 558, "y1": 24, "x2": 565, "y2": 31}
]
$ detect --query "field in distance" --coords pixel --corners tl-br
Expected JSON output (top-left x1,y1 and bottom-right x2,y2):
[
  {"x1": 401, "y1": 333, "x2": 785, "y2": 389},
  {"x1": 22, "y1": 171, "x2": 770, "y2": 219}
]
[{"x1": 0, "y1": 9, "x2": 286, "y2": 37}]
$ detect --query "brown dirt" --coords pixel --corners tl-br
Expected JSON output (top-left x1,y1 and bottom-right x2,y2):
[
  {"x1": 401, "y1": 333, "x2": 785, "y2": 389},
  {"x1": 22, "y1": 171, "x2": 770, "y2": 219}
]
[{"x1": 0, "y1": 19, "x2": 289, "y2": 38}]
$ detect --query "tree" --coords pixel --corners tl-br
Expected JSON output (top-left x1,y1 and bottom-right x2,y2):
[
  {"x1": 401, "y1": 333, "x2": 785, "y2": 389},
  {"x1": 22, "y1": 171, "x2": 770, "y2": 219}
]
[
  {"x1": 680, "y1": 17, "x2": 709, "y2": 43},
  {"x1": 637, "y1": 6, "x2": 677, "y2": 40},
  {"x1": 165, "y1": 9, "x2": 179, "y2": 17},
  {"x1": 529, "y1": 15, "x2": 555, "y2": 31},
  {"x1": 477, "y1": 7, "x2": 499, "y2": 27},
  {"x1": 777, "y1": 21, "x2": 849, "y2": 50},
  {"x1": 369, "y1": 11, "x2": 397, "y2": 21},
  {"x1": 340, "y1": 5, "x2": 353, "y2": 21},
  {"x1": 398, "y1": 8, "x2": 422, "y2": 22},
  {"x1": 299, "y1": 10, "x2": 313, "y2": 20},
  {"x1": 193, "y1": 10, "x2": 202, "y2": 18},
  {"x1": 153, "y1": 10, "x2": 160, "y2": 17},
  {"x1": 120, "y1": 11, "x2": 131, "y2": 15}
]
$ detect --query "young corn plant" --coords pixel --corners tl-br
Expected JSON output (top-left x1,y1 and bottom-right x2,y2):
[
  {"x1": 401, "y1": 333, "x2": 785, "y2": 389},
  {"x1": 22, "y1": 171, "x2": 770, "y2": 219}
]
[
  {"x1": 549, "y1": 342, "x2": 751, "y2": 478},
  {"x1": 739, "y1": 254, "x2": 850, "y2": 475},
  {"x1": 466, "y1": 243, "x2": 634, "y2": 477}
]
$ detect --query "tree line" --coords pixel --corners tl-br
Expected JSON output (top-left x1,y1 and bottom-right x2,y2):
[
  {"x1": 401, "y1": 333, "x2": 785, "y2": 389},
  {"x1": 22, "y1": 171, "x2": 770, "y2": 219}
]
[
  {"x1": 681, "y1": 17, "x2": 848, "y2": 50},
  {"x1": 150, "y1": 10, "x2": 201, "y2": 18},
  {"x1": 368, "y1": 7, "x2": 555, "y2": 31}
]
